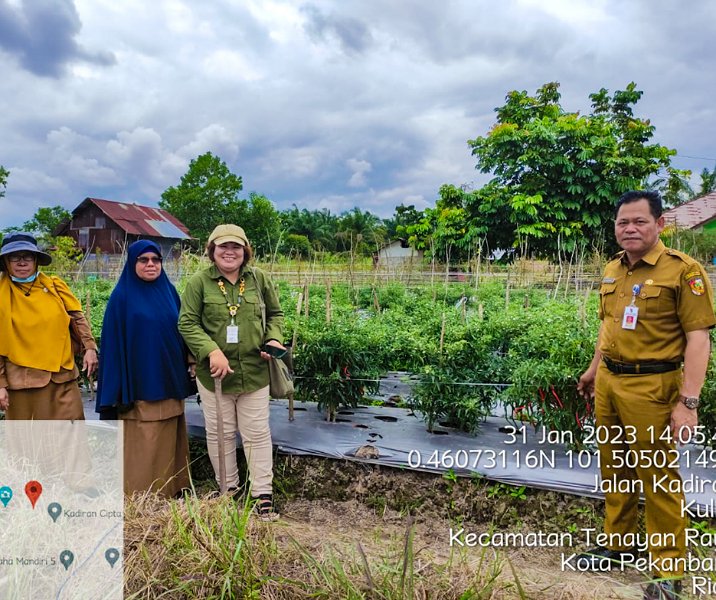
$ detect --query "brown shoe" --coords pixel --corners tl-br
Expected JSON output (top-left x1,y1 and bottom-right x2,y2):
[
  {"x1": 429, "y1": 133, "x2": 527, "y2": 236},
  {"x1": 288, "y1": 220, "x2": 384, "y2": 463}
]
[
  {"x1": 254, "y1": 494, "x2": 280, "y2": 522},
  {"x1": 643, "y1": 580, "x2": 683, "y2": 600},
  {"x1": 574, "y1": 546, "x2": 637, "y2": 571}
]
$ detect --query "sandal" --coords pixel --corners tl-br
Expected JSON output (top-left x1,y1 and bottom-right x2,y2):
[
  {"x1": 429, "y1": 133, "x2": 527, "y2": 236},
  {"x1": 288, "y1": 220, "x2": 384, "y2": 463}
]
[{"x1": 255, "y1": 494, "x2": 280, "y2": 522}]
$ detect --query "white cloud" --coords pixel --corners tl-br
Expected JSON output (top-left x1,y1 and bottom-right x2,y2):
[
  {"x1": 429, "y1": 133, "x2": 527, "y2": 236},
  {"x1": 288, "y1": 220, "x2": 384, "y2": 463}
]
[
  {"x1": 346, "y1": 158, "x2": 371, "y2": 187},
  {"x1": 3, "y1": 167, "x2": 68, "y2": 195},
  {"x1": 2, "y1": 0, "x2": 716, "y2": 229},
  {"x1": 260, "y1": 146, "x2": 323, "y2": 179},
  {"x1": 202, "y1": 50, "x2": 263, "y2": 82}
]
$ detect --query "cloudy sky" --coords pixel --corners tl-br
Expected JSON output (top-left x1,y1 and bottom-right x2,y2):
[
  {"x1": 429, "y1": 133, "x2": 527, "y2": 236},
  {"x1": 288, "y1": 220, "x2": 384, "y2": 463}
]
[{"x1": 1, "y1": 0, "x2": 715, "y2": 228}]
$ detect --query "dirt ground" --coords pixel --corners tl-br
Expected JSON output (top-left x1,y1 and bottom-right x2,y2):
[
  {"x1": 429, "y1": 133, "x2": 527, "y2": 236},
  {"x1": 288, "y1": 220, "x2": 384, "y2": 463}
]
[
  {"x1": 148, "y1": 451, "x2": 711, "y2": 599},
  {"x1": 271, "y1": 456, "x2": 649, "y2": 600},
  {"x1": 279, "y1": 498, "x2": 646, "y2": 599}
]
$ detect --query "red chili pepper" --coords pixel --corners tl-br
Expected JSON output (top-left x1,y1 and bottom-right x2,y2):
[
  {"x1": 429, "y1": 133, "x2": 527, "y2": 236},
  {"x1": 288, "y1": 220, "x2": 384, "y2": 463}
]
[
  {"x1": 538, "y1": 388, "x2": 546, "y2": 402},
  {"x1": 575, "y1": 411, "x2": 582, "y2": 429},
  {"x1": 342, "y1": 366, "x2": 351, "y2": 379},
  {"x1": 550, "y1": 386, "x2": 563, "y2": 409}
]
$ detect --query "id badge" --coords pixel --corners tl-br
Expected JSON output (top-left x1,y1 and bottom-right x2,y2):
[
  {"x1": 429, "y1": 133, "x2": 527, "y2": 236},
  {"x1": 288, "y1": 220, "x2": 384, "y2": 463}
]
[
  {"x1": 226, "y1": 325, "x2": 239, "y2": 343},
  {"x1": 622, "y1": 305, "x2": 638, "y2": 330}
]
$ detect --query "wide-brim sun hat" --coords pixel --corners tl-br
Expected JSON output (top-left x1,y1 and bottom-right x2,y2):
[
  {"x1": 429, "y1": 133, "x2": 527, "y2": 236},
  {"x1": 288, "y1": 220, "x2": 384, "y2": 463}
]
[
  {"x1": 0, "y1": 232, "x2": 52, "y2": 269},
  {"x1": 208, "y1": 224, "x2": 248, "y2": 247}
]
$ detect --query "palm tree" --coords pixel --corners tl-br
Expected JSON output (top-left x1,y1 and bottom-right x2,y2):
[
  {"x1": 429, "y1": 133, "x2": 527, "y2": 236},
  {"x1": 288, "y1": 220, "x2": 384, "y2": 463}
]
[
  {"x1": 281, "y1": 206, "x2": 339, "y2": 251},
  {"x1": 696, "y1": 164, "x2": 716, "y2": 197},
  {"x1": 336, "y1": 208, "x2": 387, "y2": 255}
]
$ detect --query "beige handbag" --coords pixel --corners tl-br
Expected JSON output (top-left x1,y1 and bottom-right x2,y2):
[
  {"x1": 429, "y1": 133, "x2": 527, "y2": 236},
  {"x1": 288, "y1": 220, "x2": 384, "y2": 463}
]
[{"x1": 252, "y1": 268, "x2": 294, "y2": 399}]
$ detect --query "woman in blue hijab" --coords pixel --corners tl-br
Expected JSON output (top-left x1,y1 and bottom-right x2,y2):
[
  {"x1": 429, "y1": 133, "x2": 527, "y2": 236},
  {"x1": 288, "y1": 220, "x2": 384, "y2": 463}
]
[{"x1": 96, "y1": 240, "x2": 191, "y2": 497}]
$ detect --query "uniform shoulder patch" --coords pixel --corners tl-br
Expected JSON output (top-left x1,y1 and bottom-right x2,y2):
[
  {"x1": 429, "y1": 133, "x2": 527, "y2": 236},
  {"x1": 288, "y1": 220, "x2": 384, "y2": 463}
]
[{"x1": 687, "y1": 275, "x2": 706, "y2": 296}]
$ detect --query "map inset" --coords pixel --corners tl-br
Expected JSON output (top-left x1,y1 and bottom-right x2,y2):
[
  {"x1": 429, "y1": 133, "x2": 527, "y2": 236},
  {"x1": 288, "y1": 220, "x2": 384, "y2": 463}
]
[{"x1": 0, "y1": 420, "x2": 123, "y2": 599}]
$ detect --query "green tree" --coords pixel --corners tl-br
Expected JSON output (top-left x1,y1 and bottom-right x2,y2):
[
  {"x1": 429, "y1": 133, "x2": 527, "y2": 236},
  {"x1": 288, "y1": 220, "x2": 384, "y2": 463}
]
[
  {"x1": 336, "y1": 208, "x2": 386, "y2": 255},
  {"x1": 385, "y1": 203, "x2": 422, "y2": 239},
  {"x1": 281, "y1": 233, "x2": 313, "y2": 258},
  {"x1": 403, "y1": 185, "x2": 476, "y2": 262},
  {"x1": 22, "y1": 206, "x2": 72, "y2": 241},
  {"x1": 0, "y1": 165, "x2": 8, "y2": 200},
  {"x1": 696, "y1": 164, "x2": 716, "y2": 197},
  {"x1": 281, "y1": 206, "x2": 339, "y2": 251},
  {"x1": 236, "y1": 192, "x2": 282, "y2": 257},
  {"x1": 647, "y1": 169, "x2": 694, "y2": 207},
  {"x1": 159, "y1": 152, "x2": 244, "y2": 244},
  {"x1": 466, "y1": 82, "x2": 680, "y2": 256},
  {"x1": 0, "y1": 166, "x2": 8, "y2": 244}
]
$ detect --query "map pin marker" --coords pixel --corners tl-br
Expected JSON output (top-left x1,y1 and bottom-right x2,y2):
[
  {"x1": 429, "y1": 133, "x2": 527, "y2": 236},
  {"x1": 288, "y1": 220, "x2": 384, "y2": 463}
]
[
  {"x1": 104, "y1": 548, "x2": 120, "y2": 568},
  {"x1": 25, "y1": 480, "x2": 42, "y2": 509},
  {"x1": 0, "y1": 486, "x2": 12, "y2": 508},
  {"x1": 59, "y1": 550, "x2": 74, "y2": 571},
  {"x1": 48, "y1": 502, "x2": 62, "y2": 523}
]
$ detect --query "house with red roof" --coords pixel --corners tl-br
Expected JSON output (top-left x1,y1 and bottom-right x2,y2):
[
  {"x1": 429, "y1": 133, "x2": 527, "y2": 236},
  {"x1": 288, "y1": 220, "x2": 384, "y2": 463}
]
[
  {"x1": 663, "y1": 192, "x2": 716, "y2": 232},
  {"x1": 55, "y1": 197, "x2": 192, "y2": 256}
]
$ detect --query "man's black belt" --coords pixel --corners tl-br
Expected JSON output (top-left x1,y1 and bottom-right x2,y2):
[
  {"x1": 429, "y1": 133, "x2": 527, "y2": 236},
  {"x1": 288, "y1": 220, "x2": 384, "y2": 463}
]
[{"x1": 603, "y1": 357, "x2": 681, "y2": 375}]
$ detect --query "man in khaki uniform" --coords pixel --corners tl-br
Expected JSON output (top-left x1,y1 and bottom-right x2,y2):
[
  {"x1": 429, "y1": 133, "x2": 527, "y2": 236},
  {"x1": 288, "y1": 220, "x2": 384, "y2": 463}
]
[{"x1": 577, "y1": 191, "x2": 714, "y2": 600}]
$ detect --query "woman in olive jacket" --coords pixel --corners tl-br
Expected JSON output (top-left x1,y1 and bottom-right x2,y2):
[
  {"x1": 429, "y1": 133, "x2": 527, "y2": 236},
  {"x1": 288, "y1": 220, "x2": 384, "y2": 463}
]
[{"x1": 178, "y1": 224, "x2": 285, "y2": 521}]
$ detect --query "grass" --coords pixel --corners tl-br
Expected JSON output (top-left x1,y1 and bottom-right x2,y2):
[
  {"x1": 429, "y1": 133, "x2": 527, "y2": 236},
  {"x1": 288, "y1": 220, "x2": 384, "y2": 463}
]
[
  {"x1": 124, "y1": 491, "x2": 526, "y2": 600},
  {"x1": 122, "y1": 451, "x2": 667, "y2": 599}
]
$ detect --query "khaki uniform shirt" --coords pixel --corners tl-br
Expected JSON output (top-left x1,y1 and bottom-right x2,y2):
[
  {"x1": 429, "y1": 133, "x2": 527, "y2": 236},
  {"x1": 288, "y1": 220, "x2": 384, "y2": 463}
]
[
  {"x1": 178, "y1": 264, "x2": 284, "y2": 394},
  {"x1": 0, "y1": 311, "x2": 97, "y2": 390},
  {"x1": 598, "y1": 240, "x2": 715, "y2": 363}
]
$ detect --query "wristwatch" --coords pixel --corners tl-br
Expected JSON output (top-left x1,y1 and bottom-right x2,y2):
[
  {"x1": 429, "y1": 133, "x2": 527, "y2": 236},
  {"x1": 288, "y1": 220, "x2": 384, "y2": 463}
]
[{"x1": 679, "y1": 395, "x2": 700, "y2": 410}]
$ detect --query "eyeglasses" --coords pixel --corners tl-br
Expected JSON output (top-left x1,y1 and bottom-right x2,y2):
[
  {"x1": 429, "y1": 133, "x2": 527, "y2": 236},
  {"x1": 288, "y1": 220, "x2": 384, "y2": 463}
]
[
  {"x1": 7, "y1": 253, "x2": 36, "y2": 263},
  {"x1": 136, "y1": 256, "x2": 162, "y2": 265}
]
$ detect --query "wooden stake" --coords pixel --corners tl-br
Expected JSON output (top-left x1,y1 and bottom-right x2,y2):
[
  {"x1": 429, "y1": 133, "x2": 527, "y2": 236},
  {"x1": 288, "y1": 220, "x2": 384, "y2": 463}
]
[
  {"x1": 439, "y1": 312, "x2": 446, "y2": 353},
  {"x1": 325, "y1": 279, "x2": 332, "y2": 323},
  {"x1": 478, "y1": 302, "x2": 484, "y2": 321},
  {"x1": 292, "y1": 291, "x2": 303, "y2": 351},
  {"x1": 289, "y1": 289, "x2": 304, "y2": 422},
  {"x1": 580, "y1": 285, "x2": 591, "y2": 327},
  {"x1": 303, "y1": 283, "x2": 309, "y2": 318}
]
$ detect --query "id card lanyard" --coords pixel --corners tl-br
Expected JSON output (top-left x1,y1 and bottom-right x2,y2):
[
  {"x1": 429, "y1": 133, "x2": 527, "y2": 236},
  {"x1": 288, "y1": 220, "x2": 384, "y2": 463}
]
[
  {"x1": 217, "y1": 278, "x2": 245, "y2": 343},
  {"x1": 622, "y1": 283, "x2": 640, "y2": 330}
]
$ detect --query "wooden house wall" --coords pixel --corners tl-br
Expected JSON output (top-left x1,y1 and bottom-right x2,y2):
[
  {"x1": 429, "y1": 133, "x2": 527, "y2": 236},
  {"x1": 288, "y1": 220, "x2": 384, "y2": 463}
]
[{"x1": 58, "y1": 202, "x2": 186, "y2": 255}]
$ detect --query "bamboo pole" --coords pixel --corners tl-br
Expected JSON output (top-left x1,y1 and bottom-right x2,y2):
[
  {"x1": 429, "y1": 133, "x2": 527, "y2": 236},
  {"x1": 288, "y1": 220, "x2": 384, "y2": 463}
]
[
  {"x1": 439, "y1": 312, "x2": 446, "y2": 353},
  {"x1": 291, "y1": 291, "x2": 303, "y2": 350},
  {"x1": 303, "y1": 283, "x2": 309, "y2": 318},
  {"x1": 325, "y1": 279, "x2": 332, "y2": 324},
  {"x1": 213, "y1": 377, "x2": 228, "y2": 493},
  {"x1": 289, "y1": 290, "x2": 304, "y2": 422}
]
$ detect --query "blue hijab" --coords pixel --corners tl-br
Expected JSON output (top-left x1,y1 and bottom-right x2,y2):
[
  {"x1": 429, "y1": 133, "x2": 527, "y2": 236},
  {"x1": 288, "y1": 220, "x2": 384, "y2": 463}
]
[{"x1": 96, "y1": 240, "x2": 190, "y2": 416}]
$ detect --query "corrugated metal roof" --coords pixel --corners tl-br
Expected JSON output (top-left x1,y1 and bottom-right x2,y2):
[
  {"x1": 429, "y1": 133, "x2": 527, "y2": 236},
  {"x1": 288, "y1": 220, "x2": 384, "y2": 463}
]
[
  {"x1": 663, "y1": 193, "x2": 716, "y2": 229},
  {"x1": 146, "y1": 219, "x2": 191, "y2": 240},
  {"x1": 83, "y1": 198, "x2": 192, "y2": 239}
]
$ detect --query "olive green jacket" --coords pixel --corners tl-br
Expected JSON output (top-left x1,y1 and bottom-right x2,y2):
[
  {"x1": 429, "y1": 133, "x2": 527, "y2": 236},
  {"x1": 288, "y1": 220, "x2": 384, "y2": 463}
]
[{"x1": 178, "y1": 264, "x2": 284, "y2": 394}]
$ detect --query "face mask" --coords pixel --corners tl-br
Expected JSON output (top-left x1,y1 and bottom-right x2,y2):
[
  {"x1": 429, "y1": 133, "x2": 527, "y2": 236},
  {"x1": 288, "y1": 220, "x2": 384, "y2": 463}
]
[{"x1": 10, "y1": 272, "x2": 38, "y2": 283}]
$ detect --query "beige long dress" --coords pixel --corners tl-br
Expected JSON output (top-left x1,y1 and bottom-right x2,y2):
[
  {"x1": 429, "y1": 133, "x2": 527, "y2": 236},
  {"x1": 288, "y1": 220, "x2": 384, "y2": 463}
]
[{"x1": 120, "y1": 398, "x2": 190, "y2": 498}]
